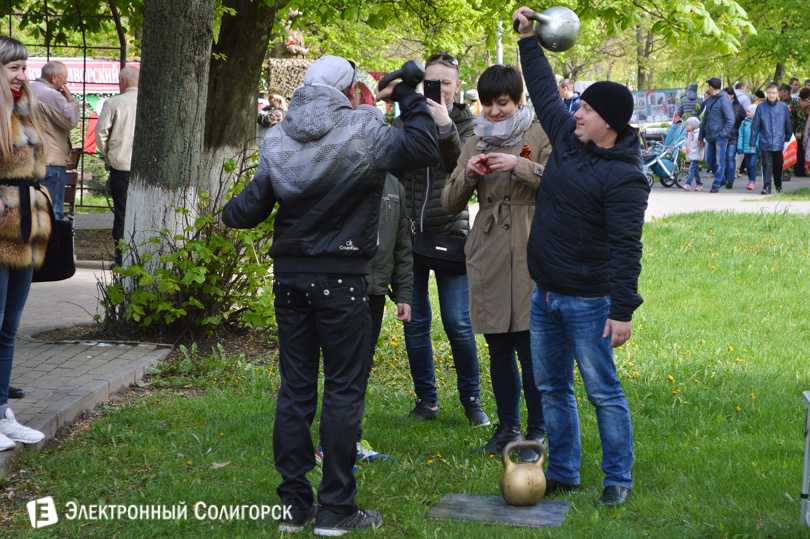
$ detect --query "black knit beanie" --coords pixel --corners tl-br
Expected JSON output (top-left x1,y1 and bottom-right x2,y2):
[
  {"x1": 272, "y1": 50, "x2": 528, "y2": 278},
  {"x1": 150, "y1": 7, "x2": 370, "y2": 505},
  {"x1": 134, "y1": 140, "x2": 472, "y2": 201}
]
[{"x1": 580, "y1": 81, "x2": 634, "y2": 133}]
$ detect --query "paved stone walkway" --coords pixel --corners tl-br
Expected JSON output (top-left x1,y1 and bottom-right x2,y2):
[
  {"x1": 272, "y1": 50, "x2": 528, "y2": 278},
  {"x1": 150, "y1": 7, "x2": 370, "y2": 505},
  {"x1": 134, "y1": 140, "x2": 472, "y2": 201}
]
[{"x1": 0, "y1": 266, "x2": 171, "y2": 477}]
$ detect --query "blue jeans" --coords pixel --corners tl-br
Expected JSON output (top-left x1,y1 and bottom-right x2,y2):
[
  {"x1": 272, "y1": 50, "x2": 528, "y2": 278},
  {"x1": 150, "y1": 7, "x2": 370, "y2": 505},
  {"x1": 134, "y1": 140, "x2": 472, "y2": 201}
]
[
  {"x1": 485, "y1": 331, "x2": 544, "y2": 429},
  {"x1": 530, "y1": 286, "x2": 633, "y2": 488},
  {"x1": 685, "y1": 160, "x2": 702, "y2": 186},
  {"x1": 742, "y1": 153, "x2": 758, "y2": 184},
  {"x1": 704, "y1": 138, "x2": 728, "y2": 189},
  {"x1": 404, "y1": 266, "x2": 480, "y2": 405},
  {"x1": 724, "y1": 143, "x2": 737, "y2": 186},
  {"x1": 0, "y1": 265, "x2": 34, "y2": 409},
  {"x1": 41, "y1": 166, "x2": 67, "y2": 220}
]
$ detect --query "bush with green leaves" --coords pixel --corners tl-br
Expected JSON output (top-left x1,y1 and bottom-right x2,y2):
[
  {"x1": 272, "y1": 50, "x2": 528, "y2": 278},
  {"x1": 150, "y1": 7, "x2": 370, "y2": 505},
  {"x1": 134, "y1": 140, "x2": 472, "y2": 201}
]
[{"x1": 97, "y1": 157, "x2": 275, "y2": 342}]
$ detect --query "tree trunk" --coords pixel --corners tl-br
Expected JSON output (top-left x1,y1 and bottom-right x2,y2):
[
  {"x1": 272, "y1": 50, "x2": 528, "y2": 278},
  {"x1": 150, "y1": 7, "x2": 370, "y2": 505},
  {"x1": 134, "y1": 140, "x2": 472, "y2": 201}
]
[
  {"x1": 774, "y1": 63, "x2": 785, "y2": 84},
  {"x1": 202, "y1": 0, "x2": 279, "y2": 207},
  {"x1": 125, "y1": 0, "x2": 215, "y2": 266},
  {"x1": 636, "y1": 25, "x2": 646, "y2": 90}
]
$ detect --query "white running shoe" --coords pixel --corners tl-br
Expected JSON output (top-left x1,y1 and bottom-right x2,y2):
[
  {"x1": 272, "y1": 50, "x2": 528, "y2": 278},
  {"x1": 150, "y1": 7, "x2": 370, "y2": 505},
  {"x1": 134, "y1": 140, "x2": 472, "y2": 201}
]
[
  {"x1": 0, "y1": 408, "x2": 45, "y2": 444},
  {"x1": 0, "y1": 431, "x2": 15, "y2": 451}
]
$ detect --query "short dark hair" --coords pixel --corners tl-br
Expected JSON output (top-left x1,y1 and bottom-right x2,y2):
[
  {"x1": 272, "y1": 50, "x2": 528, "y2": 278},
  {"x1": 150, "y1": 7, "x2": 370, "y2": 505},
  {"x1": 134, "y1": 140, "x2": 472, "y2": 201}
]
[
  {"x1": 723, "y1": 86, "x2": 734, "y2": 97},
  {"x1": 477, "y1": 65, "x2": 523, "y2": 106},
  {"x1": 559, "y1": 78, "x2": 574, "y2": 91},
  {"x1": 766, "y1": 82, "x2": 779, "y2": 91},
  {"x1": 734, "y1": 81, "x2": 746, "y2": 90},
  {"x1": 789, "y1": 77, "x2": 799, "y2": 84}
]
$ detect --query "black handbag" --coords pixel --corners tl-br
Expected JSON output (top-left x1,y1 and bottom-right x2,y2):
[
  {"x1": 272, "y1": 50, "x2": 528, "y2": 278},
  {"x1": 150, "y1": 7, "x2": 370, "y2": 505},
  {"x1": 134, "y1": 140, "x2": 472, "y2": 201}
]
[
  {"x1": 410, "y1": 170, "x2": 467, "y2": 275},
  {"x1": 33, "y1": 218, "x2": 76, "y2": 283}
]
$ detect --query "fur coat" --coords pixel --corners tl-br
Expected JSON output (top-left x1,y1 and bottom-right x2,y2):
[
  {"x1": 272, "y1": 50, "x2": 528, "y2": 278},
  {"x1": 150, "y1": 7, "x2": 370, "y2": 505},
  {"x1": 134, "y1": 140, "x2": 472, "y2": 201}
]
[{"x1": 0, "y1": 90, "x2": 51, "y2": 269}]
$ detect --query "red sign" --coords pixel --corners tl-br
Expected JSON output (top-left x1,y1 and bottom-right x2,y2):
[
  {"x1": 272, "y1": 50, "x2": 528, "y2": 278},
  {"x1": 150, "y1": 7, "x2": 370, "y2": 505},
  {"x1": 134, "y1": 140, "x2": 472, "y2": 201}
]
[{"x1": 26, "y1": 57, "x2": 140, "y2": 94}]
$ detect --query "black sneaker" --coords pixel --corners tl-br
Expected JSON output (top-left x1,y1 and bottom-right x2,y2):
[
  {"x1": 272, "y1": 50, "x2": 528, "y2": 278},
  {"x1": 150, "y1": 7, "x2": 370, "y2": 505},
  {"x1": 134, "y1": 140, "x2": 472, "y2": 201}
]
[
  {"x1": 710, "y1": 186, "x2": 719, "y2": 193},
  {"x1": 518, "y1": 426, "x2": 546, "y2": 463},
  {"x1": 482, "y1": 424, "x2": 522, "y2": 455},
  {"x1": 776, "y1": 187, "x2": 783, "y2": 193},
  {"x1": 313, "y1": 507, "x2": 381, "y2": 536},
  {"x1": 408, "y1": 399, "x2": 439, "y2": 420},
  {"x1": 462, "y1": 397, "x2": 490, "y2": 426},
  {"x1": 279, "y1": 504, "x2": 316, "y2": 533},
  {"x1": 761, "y1": 188, "x2": 771, "y2": 195},
  {"x1": 598, "y1": 485, "x2": 632, "y2": 506},
  {"x1": 545, "y1": 478, "x2": 580, "y2": 495},
  {"x1": 724, "y1": 183, "x2": 733, "y2": 189}
]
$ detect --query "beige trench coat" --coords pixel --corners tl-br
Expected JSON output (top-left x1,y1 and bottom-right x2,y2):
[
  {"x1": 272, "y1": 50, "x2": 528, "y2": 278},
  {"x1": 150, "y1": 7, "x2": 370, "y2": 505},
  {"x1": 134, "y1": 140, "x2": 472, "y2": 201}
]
[{"x1": 442, "y1": 122, "x2": 551, "y2": 334}]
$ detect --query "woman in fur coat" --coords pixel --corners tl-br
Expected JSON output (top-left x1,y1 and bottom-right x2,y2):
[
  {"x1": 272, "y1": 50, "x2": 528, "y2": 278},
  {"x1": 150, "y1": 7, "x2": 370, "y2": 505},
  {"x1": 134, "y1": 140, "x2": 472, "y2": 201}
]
[{"x1": 0, "y1": 36, "x2": 52, "y2": 450}]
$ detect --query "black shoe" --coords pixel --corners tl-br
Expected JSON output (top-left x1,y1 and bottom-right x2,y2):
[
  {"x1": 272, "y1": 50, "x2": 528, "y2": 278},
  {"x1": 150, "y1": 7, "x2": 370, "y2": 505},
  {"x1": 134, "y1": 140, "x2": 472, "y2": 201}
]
[
  {"x1": 279, "y1": 504, "x2": 316, "y2": 533},
  {"x1": 598, "y1": 485, "x2": 632, "y2": 506},
  {"x1": 482, "y1": 424, "x2": 522, "y2": 455},
  {"x1": 313, "y1": 507, "x2": 381, "y2": 536},
  {"x1": 709, "y1": 186, "x2": 720, "y2": 193},
  {"x1": 724, "y1": 183, "x2": 733, "y2": 189},
  {"x1": 518, "y1": 426, "x2": 546, "y2": 463},
  {"x1": 8, "y1": 386, "x2": 25, "y2": 399},
  {"x1": 408, "y1": 399, "x2": 439, "y2": 420},
  {"x1": 545, "y1": 478, "x2": 580, "y2": 495},
  {"x1": 461, "y1": 396, "x2": 490, "y2": 426},
  {"x1": 776, "y1": 187, "x2": 783, "y2": 193},
  {"x1": 761, "y1": 188, "x2": 771, "y2": 195}
]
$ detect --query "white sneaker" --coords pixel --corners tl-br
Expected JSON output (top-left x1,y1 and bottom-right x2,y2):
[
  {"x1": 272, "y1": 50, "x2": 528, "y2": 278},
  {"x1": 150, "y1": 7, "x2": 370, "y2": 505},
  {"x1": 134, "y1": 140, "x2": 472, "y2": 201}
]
[
  {"x1": 0, "y1": 431, "x2": 15, "y2": 451},
  {"x1": 0, "y1": 408, "x2": 44, "y2": 444}
]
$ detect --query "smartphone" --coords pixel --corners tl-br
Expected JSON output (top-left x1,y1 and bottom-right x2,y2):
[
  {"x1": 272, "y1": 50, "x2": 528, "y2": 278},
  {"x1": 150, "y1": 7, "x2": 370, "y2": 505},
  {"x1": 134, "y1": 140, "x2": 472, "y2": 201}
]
[{"x1": 424, "y1": 79, "x2": 442, "y2": 103}]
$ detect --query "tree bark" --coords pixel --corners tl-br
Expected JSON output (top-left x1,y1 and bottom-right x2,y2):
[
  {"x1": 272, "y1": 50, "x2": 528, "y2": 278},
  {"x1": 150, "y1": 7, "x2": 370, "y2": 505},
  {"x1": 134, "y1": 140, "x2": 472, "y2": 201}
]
[
  {"x1": 125, "y1": 0, "x2": 215, "y2": 265},
  {"x1": 202, "y1": 0, "x2": 280, "y2": 206},
  {"x1": 774, "y1": 63, "x2": 785, "y2": 84}
]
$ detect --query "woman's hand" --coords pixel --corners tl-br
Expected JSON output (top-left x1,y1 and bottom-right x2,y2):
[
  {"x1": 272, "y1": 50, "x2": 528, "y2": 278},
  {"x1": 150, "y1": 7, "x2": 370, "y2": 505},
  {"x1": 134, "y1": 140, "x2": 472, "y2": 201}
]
[
  {"x1": 466, "y1": 153, "x2": 489, "y2": 179},
  {"x1": 426, "y1": 96, "x2": 451, "y2": 128},
  {"x1": 484, "y1": 153, "x2": 520, "y2": 173}
]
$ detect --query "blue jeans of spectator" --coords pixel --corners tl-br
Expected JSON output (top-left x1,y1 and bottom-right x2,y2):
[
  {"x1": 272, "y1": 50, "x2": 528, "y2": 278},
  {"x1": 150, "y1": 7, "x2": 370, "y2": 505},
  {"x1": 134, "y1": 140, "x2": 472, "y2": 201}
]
[
  {"x1": 272, "y1": 273, "x2": 370, "y2": 515},
  {"x1": 485, "y1": 331, "x2": 544, "y2": 430},
  {"x1": 685, "y1": 160, "x2": 702, "y2": 186},
  {"x1": 742, "y1": 153, "x2": 758, "y2": 184},
  {"x1": 404, "y1": 266, "x2": 480, "y2": 406},
  {"x1": 0, "y1": 265, "x2": 34, "y2": 411},
  {"x1": 41, "y1": 165, "x2": 66, "y2": 220},
  {"x1": 530, "y1": 286, "x2": 633, "y2": 488},
  {"x1": 704, "y1": 137, "x2": 728, "y2": 189},
  {"x1": 724, "y1": 143, "x2": 737, "y2": 186}
]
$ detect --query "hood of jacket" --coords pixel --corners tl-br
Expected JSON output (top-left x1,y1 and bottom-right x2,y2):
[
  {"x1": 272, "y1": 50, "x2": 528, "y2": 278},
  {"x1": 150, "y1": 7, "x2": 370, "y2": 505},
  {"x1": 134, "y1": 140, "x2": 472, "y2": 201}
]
[
  {"x1": 281, "y1": 84, "x2": 353, "y2": 143},
  {"x1": 450, "y1": 102, "x2": 475, "y2": 133},
  {"x1": 686, "y1": 83, "x2": 699, "y2": 100}
]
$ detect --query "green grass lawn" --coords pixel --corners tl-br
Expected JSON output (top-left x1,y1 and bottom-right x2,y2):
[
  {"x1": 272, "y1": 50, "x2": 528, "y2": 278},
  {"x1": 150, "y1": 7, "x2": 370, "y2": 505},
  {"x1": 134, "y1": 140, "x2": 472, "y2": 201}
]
[
  {"x1": 769, "y1": 188, "x2": 810, "y2": 201},
  {"x1": 6, "y1": 211, "x2": 810, "y2": 538}
]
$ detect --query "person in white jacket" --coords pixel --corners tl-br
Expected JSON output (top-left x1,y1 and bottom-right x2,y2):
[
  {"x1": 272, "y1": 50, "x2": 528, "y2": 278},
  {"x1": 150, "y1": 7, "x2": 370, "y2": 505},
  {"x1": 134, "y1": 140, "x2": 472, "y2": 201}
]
[{"x1": 682, "y1": 117, "x2": 704, "y2": 190}]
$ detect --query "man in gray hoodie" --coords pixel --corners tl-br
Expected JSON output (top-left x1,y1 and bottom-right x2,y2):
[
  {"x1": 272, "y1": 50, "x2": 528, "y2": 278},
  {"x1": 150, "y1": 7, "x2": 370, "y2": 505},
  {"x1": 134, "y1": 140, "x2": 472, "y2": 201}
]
[{"x1": 676, "y1": 83, "x2": 703, "y2": 119}]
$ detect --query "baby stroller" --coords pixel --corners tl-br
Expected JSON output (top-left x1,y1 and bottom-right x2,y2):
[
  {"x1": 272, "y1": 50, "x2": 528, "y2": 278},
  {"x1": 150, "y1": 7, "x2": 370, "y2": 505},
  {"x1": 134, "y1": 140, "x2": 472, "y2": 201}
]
[{"x1": 641, "y1": 120, "x2": 688, "y2": 188}]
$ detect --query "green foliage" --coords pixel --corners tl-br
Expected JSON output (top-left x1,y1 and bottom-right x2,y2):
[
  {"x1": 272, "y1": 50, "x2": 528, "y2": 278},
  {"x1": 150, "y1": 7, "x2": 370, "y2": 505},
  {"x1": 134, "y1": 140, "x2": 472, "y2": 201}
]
[{"x1": 97, "y1": 158, "x2": 275, "y2": 341}]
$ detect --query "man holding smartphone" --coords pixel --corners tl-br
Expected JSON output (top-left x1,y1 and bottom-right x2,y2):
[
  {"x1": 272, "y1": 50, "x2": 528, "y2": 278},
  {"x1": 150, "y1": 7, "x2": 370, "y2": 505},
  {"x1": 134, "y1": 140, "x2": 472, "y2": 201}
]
[{"x1": 394, "y1": 53, "x2": 489, "y2": 427}]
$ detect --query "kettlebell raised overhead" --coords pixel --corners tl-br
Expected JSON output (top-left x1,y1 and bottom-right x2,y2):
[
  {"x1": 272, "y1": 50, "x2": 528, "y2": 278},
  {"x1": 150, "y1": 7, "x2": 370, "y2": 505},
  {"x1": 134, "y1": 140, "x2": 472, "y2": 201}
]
[
  {"x1": 377, "y1": 60, "x2": 426, "y2": 91},
  {"x1": 513, "y1": 6, "x2": 580, "y2": 52},
  {"x1": 499, "y1": 440, "x2": 547, "y2": 506}
]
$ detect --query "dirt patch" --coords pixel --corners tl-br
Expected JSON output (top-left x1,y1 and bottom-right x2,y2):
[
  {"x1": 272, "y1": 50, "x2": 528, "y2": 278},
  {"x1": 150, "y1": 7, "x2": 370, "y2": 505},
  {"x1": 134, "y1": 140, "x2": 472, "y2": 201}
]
[{"x1": 74, "y1": 228, "x2": 114, "y2": 261}]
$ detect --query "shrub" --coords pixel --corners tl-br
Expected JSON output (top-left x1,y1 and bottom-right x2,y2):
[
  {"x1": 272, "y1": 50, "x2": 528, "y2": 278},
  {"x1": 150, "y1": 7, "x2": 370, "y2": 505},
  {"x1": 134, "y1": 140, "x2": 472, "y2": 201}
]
[{"x1": 97, "y1": 155, "x2": 275, "y2": 342}]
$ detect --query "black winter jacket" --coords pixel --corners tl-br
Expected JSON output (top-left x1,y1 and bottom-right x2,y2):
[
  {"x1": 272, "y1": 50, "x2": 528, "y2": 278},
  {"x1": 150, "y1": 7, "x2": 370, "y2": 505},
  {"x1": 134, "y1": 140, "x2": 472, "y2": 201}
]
[
  {"x1": 394, "y1": 103, "x2": 476, "y2": 238},
  {"x1": 699, "y1": 93, "x2": 735, "y2": 142},
  {"x1": 519, "y1": 37, "x2": 650, "y2": 321},
  {"x1": 222, "y1": 83, "x2": 438, "y2": 275}
]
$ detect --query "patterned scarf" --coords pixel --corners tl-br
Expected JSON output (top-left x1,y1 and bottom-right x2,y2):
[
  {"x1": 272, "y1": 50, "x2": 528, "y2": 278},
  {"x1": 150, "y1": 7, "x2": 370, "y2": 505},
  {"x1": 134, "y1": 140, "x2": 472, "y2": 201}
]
[{"x1": 474, "y1": 104, "x2": 534, "y2": 151}]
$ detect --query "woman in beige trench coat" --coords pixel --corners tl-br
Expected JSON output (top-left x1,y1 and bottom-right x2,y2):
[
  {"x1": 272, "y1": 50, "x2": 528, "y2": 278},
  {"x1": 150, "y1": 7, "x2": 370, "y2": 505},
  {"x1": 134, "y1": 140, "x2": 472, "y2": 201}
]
[{"x1": 442, "y1": 65, "x2": 551, "y2": 461}]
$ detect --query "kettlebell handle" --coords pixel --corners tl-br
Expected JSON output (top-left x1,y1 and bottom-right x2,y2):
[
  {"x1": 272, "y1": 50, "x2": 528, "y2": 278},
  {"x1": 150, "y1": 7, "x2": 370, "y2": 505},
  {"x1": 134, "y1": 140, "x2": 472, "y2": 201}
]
[
  {"x1": 377, "y1": 69, "x2": 403, "y2": 91},
  {"x1": 512, "y1": 9, "x2": 543, "y2": 33},
  {"x1": 502, "y1": 440, "x2": 547, "y2": 468}
]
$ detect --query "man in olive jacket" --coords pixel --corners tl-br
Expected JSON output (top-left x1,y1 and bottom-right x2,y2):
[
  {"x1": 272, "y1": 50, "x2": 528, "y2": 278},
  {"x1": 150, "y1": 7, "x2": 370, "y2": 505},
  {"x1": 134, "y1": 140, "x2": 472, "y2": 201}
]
[{"x1": 394, "y1": 52, "x2": 488, "y2": 426}]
